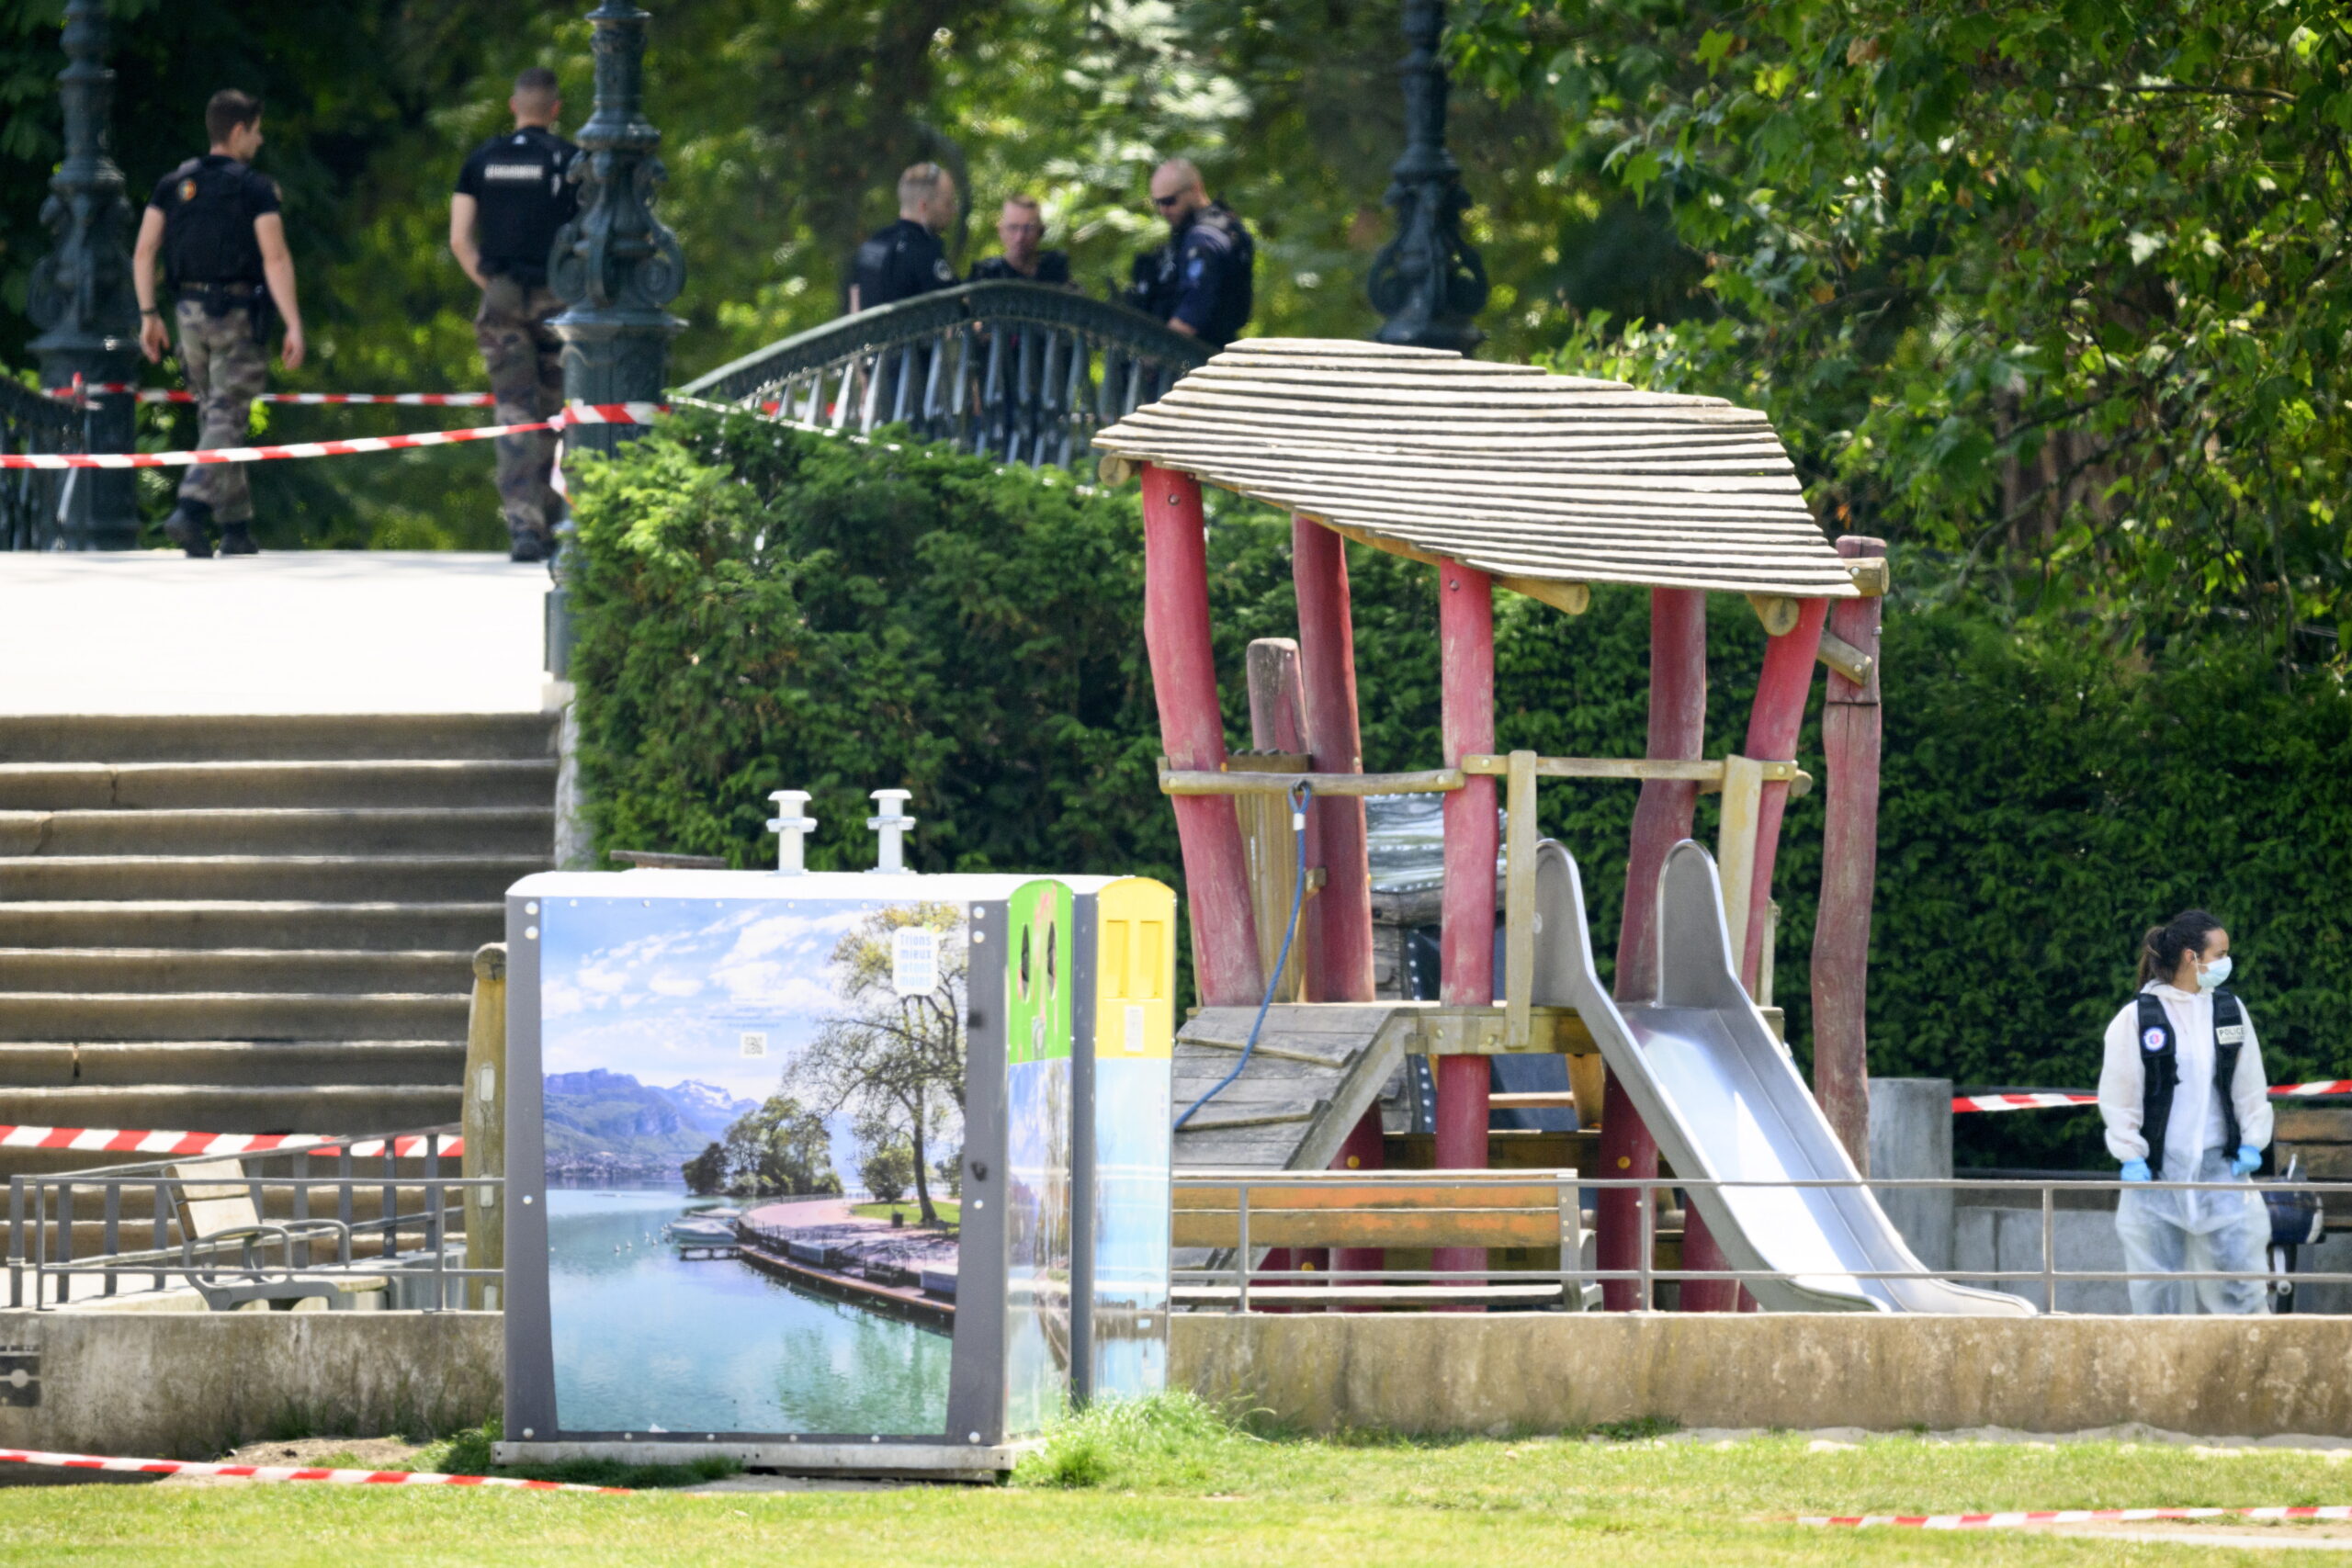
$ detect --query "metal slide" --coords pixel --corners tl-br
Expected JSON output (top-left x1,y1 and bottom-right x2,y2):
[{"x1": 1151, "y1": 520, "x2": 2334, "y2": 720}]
[{"x1": 1532, "y1": 838, "x2": 2033, "y2": 1314}]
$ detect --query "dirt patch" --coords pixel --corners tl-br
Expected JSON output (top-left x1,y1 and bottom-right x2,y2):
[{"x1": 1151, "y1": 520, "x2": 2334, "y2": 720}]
[{"x1": 157, "y1": 1435, "x2": 435, "y2": 1486}]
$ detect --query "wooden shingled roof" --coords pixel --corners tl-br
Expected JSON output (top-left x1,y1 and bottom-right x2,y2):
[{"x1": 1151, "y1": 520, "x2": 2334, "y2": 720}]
[{"x1": 1094, "y1": 338, "x2": 1858, "y2": 601}]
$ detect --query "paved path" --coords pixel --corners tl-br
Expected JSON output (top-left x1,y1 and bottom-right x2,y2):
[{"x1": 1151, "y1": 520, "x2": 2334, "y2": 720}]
[{"x1": 0, "y1": 551, "x2": 553, "y2": 715}]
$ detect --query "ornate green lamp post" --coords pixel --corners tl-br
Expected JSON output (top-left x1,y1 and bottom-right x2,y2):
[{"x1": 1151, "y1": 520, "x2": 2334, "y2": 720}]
[
  {"x1": 545, "y1": 0, "x2": 684, "y2": 673},
  {"x1": 28, "y1": 0, "x2": 140, "y2": 548},
  {"x1": 1367, "y1": 0, "x2": 1488, "y2": 353}
]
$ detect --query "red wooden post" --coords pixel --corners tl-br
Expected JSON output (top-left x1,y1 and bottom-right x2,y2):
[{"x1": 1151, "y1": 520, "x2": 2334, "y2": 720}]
[
  {"x1": 1291, "y1": 517, "x2": 1375, "y2": 1004},
  {"x1": 1737, "y1": 598, "x2": 1830, "y2": 993},
  {"x1": 1599, "y1": 589, "x2": 1703, "y2": 1310},
  {"x1": 1812, "y1": 539, "x2": 1883, "y2": 1168},
  {"x1": 1435, "y1": 561, "x2": 1494, "y2": 1295},
  {"x1": 1139, "y1": 464, "x2": 1262, "y2": 1008},
  {"x1": 1293, "y1": 517, "x2": 1385, "y2": 1301}
]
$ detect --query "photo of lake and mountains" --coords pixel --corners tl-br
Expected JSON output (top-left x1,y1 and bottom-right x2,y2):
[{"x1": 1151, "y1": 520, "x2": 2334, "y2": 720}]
[{"x1": 537, "y1": 892, "x2": 972, "y2": 1439}]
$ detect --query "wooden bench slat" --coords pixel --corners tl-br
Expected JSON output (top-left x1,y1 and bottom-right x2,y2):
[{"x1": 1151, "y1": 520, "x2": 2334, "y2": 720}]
[{"x1": 1174, "y1": 1210, "x2": 1571, "y2": 1248}]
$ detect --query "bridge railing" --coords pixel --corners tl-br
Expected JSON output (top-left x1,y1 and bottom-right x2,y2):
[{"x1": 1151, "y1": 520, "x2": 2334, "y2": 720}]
[
  {"x1": 677, "y1": 281, "x2": 1212, "y2": 469},
  {"x1": 0, "y1": 378, "x2": 87, "y2": 550}
]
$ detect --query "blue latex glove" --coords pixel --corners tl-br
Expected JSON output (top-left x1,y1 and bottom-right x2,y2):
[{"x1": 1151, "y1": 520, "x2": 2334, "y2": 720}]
[
  {"x1": 2120, "y1": 1158, "x2": 2152, "y2": 1183},
  {"x1": 2233, "y1": 1145, "x2": 2262, "y2": 1177}
]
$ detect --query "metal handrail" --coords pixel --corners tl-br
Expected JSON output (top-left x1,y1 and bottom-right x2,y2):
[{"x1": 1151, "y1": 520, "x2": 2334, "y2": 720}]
[
  {"x1": 677, "y1": 281, "x2": 1211, "y2": 468},
  {"x1": 0, "y1": 375, "x2": 87, "y2": 550},
  {"x1": 1171, "y1": 1168, "x2": 2352, "y2": 1313},
  {"x1": 5, "y1": 1125, "x2": 494, "y2": 1312}
]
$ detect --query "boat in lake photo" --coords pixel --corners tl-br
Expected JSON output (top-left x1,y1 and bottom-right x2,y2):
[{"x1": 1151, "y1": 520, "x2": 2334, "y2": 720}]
[{"x1": 665, "y1": 1216, "x2": 741, "y2": 1257}]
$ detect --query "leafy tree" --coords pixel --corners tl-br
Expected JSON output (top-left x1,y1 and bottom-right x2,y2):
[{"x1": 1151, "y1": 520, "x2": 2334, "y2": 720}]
[
  {"x1": 856, "y1": 1119, "x2": 917, "y2": 1208},
  {"x1": 1456, "y1": 0, "x2": 2352, "y2": 654},
  {"x1": 718, "y1": 1093, "x2": 839, "y2": 1197},
  {"x1": 680, "y1": 1140, "x2": 727, "y2": 1197},
  {"x1": 794, "y1": 903, "x2": 968, "y2": 1225}
]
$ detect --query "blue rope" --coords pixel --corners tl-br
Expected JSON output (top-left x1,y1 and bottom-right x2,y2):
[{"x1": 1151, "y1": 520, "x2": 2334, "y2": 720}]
[{"x1": 1175, "y1": 778, "x2": 1312, "y2": 1131}]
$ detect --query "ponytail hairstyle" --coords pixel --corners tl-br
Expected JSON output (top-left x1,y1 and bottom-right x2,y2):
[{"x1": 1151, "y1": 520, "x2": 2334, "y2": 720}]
[{"x1": 2138, "y1": 908, "x2": 2222, "y2": 987}]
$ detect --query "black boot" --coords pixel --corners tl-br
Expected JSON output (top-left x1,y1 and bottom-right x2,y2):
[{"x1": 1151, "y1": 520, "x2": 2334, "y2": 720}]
[
  {"x1": 218, "y1": 523, "x2": 259, "y2": 556},
  {"x1": 508, "y1": 523, "x2": 551, "y2": 563},
  {"x1": 163, "y1": 500, "x2": 215, "y2": 558}
]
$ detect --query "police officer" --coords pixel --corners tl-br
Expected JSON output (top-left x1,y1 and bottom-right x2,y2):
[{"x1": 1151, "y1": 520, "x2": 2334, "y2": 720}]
[
  {"x1": 848, "y1": 163, "x2": 959, "y2": 313},
  {"x1": 131, "y1": 89, "x2": 307, "y2": 558},
  {"x1": 1125, "y1": 158, "x2": 1253, "y2": 349},
  {"x1": 451, "y1": 68, "x2": 579, "y2": 562},
  {"x1": 968, "y1": 196, "x2": 1070, "y2": 285}
]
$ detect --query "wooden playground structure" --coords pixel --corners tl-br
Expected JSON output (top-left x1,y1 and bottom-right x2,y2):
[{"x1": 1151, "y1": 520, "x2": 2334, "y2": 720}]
[{"x1": 1094, "y1": 337, "x2": 1887, "y2": 1311}]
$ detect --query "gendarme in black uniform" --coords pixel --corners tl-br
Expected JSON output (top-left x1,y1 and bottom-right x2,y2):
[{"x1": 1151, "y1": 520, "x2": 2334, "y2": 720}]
[
  {"x1": 969, "y1": 251, "x2": 1070, "y2": 285},
  {"x1": 150, "y1": 152, "x2": 284, "y2": 549},
  {"x1": 1126, "y1": 201, "x2": 1253, "y2": 348},
  {"x1": 152, "y1": 153, "x2": 280, "y2": 303},
  {"x1": 454, "y1": 125, "x2": 580, "y2": 286},
  {"x1": 854, "y1": 218, "x2": 956, "y2": 310}
]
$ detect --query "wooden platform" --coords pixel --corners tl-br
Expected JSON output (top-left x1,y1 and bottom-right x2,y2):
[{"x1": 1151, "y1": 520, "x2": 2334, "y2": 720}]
[{"x1": 1172, "y1": 1001, "x2": 1607, "y2": 1172}]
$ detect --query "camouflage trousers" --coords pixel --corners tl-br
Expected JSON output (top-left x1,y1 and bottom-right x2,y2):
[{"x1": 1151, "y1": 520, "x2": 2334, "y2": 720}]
[
  {"x1": 174, "y1": 299, "x2": 268, "y2": 523},
  {"x1": 475, "y1": 276, "x2": 566, "y2": 540}
]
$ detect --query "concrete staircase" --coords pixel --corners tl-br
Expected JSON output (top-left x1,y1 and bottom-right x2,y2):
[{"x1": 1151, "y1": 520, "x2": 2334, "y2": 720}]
[{"x1": 0, "y1": 713, "x2": 554, "y2": 1186}]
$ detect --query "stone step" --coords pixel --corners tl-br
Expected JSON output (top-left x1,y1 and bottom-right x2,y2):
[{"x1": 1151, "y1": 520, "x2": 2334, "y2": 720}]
[
  {"x1": 0, "y1": 713, "x2": 556, "y2": 764},
  {"x1": 0, "y1": 759, "x2": 559, "y2": 811},
  {"x1": 0, "y1": 1082, "x2": 458, "y2": 1135},
  {"x1": 0, "y1": 1039, "x2": 468, "y2": 1087},
  {"x1": 0, "y1": 993, "x2": 469, "y2": 1043},
  {"x1": 0, "y1": 949, "x2": 474, "y2": 995},
  {"x1": 0, "y1": 855, "x2": 541, "y2": 903},
  {"x1": 0, "y1": 807, "x2": 553, "y2": 857},
  {"x1": 0, "y1": 902, "x2": 503, "y2": 952}
]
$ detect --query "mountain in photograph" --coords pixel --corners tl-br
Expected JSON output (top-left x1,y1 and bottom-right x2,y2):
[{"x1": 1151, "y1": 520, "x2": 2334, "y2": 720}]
[{"x1": 543, "y1": 1069, "x2": 759, "y2": 1179}]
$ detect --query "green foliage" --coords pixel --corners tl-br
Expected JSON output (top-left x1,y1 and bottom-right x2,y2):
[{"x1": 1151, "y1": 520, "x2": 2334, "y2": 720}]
[
  {"x1": 1456, "y1": 0, "x2": 2352, "y2": 649},
  {"x1": 856, "y1": 1132, "x2": 915, "y2": 1207},
  {"x1": 718, "y1": 1093, "x2": 840, "y2": 1198},
  {"x1": 680, "y1": 1141, "x2": 728, "y2": 1197},
  {"x1": 1013, "y1": 1392, "x2": 1258, "y2": 1489},
  {"x1": 572, "y1": 418, "x2": 2352, "y2": 1170},
  {"x1": 565, "y1": 408, "x2": 1178, "y2": 883}
]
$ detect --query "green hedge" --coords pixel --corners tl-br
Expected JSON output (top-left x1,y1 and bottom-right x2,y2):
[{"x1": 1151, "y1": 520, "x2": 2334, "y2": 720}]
[{"x1": 569, "y1": 411, "x2": 2352, "y2": 1165}]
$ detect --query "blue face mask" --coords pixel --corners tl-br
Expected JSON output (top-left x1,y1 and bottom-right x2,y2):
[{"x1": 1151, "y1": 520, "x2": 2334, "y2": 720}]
[{"x1": 2198, "y1": 954, "x2": 2233, "y2": 992}]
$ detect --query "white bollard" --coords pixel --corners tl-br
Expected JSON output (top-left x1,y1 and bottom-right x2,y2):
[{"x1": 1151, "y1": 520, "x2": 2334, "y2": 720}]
[
  {"x1": 765, "y1": 790, "x2": 816, "y2": 874},
  {"x1": 866, "y1": 789, "x2": 915, "y2": 873}
]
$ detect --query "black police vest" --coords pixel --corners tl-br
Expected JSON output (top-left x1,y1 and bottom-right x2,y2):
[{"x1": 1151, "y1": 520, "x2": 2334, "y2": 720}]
[
  {"x1": 467, "y1": 129, "x2": 578, "y2": 286},
  {"x1": 2135, "y1": 988, "x2": 2246, "y2": 1179},
  {"x1": 162, "y1": 158, "x2": 266, "y2": 288}
]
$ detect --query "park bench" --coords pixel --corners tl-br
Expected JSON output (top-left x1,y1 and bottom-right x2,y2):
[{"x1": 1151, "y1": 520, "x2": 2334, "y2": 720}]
[
  {"x1": 167, "y1": 1157, "x2": 390, "y2": 1312},
  {"x1": 1171, "y1": 1169, "x2": 1664, "y2": 1309}
]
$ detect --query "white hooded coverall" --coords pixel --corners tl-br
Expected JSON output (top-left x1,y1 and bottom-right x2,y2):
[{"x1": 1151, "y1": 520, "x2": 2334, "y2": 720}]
[{"x1": 2097, "y1": 981, "x2": 2274, "y2": 1314}]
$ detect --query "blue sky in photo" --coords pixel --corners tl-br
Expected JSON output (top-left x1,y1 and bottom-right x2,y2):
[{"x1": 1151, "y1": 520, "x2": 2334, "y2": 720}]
[{"x1": 540, "y1": 894, "x2": 885, "y2": 1104}]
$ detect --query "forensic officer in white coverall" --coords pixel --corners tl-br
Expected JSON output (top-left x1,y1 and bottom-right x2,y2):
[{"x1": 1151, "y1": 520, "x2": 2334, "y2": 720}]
[{"x1": 2097, "y1": 908, "x2": 2273, "y2": 1314}]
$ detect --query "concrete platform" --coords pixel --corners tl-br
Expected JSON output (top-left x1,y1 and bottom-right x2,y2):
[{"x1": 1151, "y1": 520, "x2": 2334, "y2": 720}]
[{"x1": 0, "y1": 552, "x2": 553, "y2": 716}]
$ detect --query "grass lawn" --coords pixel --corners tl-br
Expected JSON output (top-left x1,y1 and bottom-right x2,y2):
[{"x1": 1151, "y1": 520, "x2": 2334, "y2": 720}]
[
  {"x1": 5, "y1": 1400, "x2": 2350, "y2": 1566},
  {"x1": 850, "y1": 1199, "x2": 958, "y2": 1226}
]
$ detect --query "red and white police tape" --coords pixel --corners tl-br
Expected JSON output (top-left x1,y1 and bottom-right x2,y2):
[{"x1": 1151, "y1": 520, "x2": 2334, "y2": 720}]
[
  {"x1": 49, "y1": 385, "x2": 497, "y2": 406},
  {"x1": 0, "y1": 1447, "x2": 619, "y2": 1493},
  {"x1": 0, "y1": 402, "x2": 661, "y2": 470},
  {"x1": 1956, "y1": 1081, "x2": 2352, "y2": 1113},
  {"x1": 1804, "y1": 1504, "x2": 2352, "y2": 1529},
  {"x1": 0, "y1": 1125, "x2": 459, "y2": 1158}
]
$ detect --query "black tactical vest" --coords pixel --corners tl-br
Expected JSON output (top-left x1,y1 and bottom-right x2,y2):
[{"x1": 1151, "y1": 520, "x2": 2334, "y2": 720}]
[
  {"x1": 2135, "y1": 988, "x2": 2246, "y2": 1179},
  {"x1": 159, "y1": 156, "x2": 267, "y2": 289}
]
